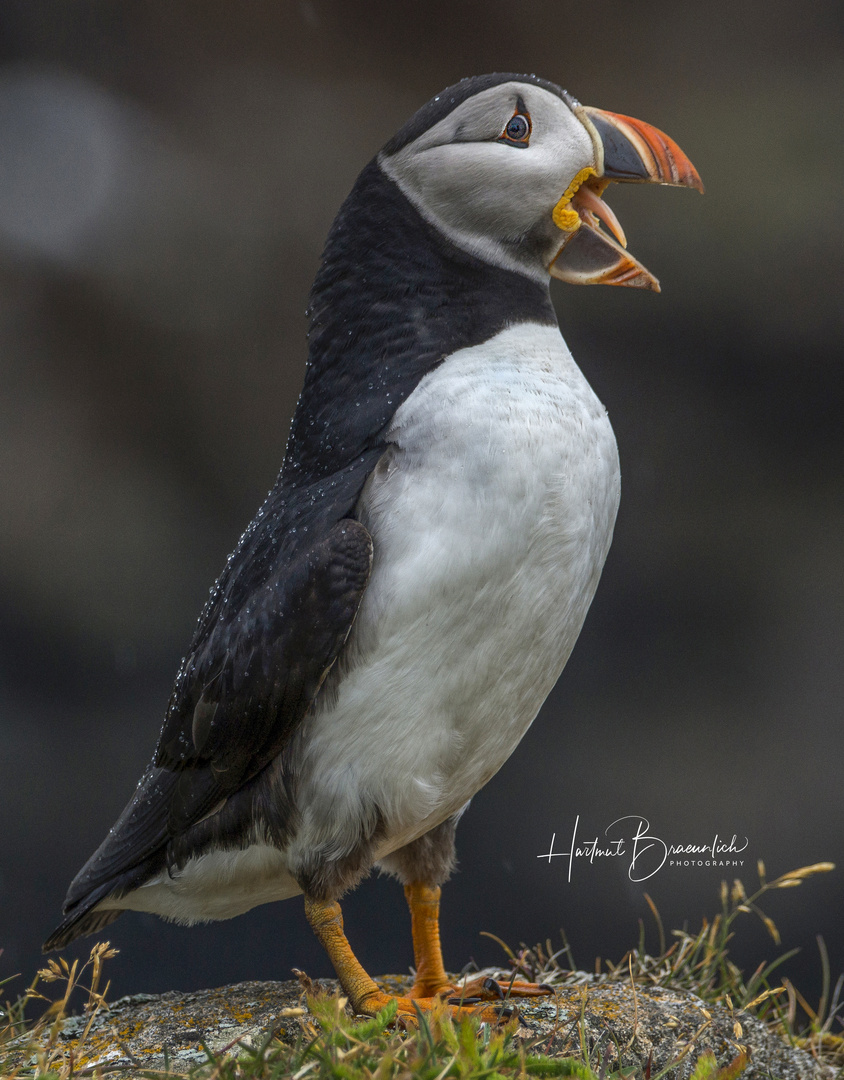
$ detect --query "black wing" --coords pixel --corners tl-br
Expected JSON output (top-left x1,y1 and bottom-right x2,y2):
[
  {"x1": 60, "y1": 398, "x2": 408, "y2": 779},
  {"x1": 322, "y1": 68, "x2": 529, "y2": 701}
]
[
  {"x1": 155, "y1": 517, "x2": 373, "y2": 826},
  {"x1": 45, "y1": 518, "x2": 371, "y2": 948}
]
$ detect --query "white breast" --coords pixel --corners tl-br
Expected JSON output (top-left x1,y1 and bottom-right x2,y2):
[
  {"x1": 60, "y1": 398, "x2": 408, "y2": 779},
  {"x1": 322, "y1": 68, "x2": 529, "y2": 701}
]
[
  {"x1": 109, "y1": 321, "x2": 620, "y2": 924},
  {"x1": 288, "y1": 321, "x2": 620, "y2": 865}
]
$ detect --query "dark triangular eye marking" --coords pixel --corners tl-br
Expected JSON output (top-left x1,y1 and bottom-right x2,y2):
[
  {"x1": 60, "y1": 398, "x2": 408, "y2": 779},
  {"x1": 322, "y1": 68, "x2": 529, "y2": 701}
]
[{"x1": 497, "y1": 93, "x2": 532, "y2": 146}]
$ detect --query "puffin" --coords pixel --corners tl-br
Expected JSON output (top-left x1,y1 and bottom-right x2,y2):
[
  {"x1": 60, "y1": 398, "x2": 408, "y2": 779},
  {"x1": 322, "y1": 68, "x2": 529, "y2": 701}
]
[{"x1": 45, "y1": 73, "x2": 702, "y2": 1022}]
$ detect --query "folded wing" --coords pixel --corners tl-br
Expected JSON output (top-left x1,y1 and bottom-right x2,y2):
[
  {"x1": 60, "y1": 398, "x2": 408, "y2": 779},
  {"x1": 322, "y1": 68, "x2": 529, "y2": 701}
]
[{"x1": 44, "y1": 518, "x2": 372, "y2": 949}]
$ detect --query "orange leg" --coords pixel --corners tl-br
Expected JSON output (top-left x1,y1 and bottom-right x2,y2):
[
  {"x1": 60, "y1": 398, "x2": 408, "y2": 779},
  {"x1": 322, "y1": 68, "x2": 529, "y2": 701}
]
[
  {"x1": 405, "y1": 883, "x2": 451, "y2": 998},
  {"x1": 304, "y1": 895, "x2": 506, "y2": 1024},
  {"x1": 404, "y1": 882, "x2": 554, "y2": 1003}
]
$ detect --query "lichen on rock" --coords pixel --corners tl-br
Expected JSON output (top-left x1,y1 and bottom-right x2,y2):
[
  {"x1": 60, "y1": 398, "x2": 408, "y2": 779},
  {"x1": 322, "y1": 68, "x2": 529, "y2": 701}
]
[{"x1": 16, "y1": 974, "x2": 834, "y2": 1078}]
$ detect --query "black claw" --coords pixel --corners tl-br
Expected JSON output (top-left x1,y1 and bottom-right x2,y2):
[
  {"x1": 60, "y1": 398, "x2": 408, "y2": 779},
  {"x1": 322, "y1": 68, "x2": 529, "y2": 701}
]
[
  {"x1": 538, "y1": 982, "x2": 555, "y2": 994},
  {"x1": 483, "y1": 977, "x2": 505, "y2": 1000},
  {"x1": 497, "y1": 1004, "x2": 520, "y2": 1022},
  {"x1": 448, "y1": 996, "x2": 481, "y2": 1005}
]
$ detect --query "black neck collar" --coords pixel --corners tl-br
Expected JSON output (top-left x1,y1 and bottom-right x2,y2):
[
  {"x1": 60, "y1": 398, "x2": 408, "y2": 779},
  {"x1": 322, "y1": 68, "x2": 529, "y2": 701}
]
[{"x1": 282, "y1": 159, "x2": 557, "y2": 488}]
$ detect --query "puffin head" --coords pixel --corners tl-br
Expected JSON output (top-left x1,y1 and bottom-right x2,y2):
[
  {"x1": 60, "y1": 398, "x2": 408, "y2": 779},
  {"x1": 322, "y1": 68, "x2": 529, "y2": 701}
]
[{"x1": 379, "y1": 74, "x2": 703, "y2": 292}]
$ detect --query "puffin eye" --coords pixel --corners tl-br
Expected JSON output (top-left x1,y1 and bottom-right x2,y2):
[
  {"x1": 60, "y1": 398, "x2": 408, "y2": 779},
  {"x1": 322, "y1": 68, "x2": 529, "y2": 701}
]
[{"x1": 499, "y1": 113, "x2": 531, "y2": 146}]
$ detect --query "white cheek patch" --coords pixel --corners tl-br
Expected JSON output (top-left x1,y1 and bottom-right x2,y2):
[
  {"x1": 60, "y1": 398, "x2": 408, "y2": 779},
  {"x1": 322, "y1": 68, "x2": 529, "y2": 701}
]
[{"x1": 380, "y1": 82, "x2": 595, "y2": 281}]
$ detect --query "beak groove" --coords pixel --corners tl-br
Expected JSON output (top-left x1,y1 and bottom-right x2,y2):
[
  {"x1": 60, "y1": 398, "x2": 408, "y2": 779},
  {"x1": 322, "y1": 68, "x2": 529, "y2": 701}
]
[{"x1": 579, "y1": 106, "x2": 704, "y2": 193}]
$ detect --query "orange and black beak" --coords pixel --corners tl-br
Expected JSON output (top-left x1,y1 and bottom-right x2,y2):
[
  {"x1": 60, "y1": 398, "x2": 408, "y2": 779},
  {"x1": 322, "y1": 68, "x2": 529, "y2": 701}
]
[{"x1": 549, "y1": 105, "x2": 703, "y2": 291}]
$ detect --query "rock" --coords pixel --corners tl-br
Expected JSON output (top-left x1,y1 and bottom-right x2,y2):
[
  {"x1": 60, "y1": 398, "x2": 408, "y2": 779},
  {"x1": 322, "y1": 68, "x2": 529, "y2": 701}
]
[
  {"x1": 510, "y1": 980, "x2": 832, "y2": 1079},
  {"x1": 15, "y1": 974, "x2": 834, "y2": 1078},
  {"x1": 25, "y1": 979, "x2": 310, "y2": 1074}
]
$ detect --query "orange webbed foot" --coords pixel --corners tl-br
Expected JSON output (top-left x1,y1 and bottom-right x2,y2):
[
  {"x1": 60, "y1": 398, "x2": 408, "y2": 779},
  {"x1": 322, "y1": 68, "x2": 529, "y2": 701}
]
[
  {"x1": 302, "y1": 895, "x2": 522, "y2": 1030},
  {"x1": 411, "y1": 973, "x2": 554, "y2": 1004},
  {"x1": 355, "y1": 988, "x2": 521, "y2": 1027},
  {"x1": 453, "y1": 975, "x2": 556, "y2": 1001}
]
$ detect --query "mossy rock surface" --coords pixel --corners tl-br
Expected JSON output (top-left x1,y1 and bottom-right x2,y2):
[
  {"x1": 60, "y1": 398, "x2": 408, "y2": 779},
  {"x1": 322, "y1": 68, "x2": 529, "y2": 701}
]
[{"x1": 16, "y1": 974, "x2": 835, "y2": 1077}]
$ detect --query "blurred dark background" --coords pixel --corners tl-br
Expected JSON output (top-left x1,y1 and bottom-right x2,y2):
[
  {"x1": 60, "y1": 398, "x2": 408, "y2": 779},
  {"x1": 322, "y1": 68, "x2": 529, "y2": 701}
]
[{"x1": 2, "y1": 0, "x2": 843, "y2": 1014}]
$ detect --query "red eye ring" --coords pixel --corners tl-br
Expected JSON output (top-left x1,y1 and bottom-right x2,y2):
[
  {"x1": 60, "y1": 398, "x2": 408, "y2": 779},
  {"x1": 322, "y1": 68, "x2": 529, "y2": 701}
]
[{"x1": 500, "y1": 112, "x2": 531, "y2": 144}]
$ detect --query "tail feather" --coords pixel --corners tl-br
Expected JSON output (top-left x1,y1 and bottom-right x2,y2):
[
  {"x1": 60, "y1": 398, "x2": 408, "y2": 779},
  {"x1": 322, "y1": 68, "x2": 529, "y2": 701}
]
[
  {"x1": 44, "y1": 902, "x2": 122, "y2": 952},
  {"x1": 43, "y1": 849, "x2": 166, "y2": 953}
]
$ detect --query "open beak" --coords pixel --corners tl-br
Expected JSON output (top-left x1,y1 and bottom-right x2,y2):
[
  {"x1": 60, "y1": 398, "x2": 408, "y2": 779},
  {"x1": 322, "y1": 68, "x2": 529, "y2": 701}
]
[{"x1": 549, "y1": 105, "x2": 703, "y2": 292}]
